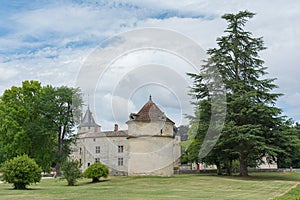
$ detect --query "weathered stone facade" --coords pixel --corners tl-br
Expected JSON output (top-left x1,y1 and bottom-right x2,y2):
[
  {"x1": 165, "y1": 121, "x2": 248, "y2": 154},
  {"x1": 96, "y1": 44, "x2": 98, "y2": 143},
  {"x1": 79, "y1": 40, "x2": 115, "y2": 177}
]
[{"x1": 71, "y1": 97, "x2": 181, "y2": 176}]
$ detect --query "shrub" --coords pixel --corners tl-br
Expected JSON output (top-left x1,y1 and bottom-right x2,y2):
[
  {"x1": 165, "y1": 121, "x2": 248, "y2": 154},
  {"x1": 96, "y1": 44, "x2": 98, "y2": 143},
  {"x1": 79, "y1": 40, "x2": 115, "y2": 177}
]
[
  {"x1": 83, "y1": 162, "x2": 108, "y2": 182},
  {"x1": 1, "y1": 155, "x2": 42, "y2": 189},
  {"x1": 61, "y1": 160, "x2": 82, "y2": 186}
]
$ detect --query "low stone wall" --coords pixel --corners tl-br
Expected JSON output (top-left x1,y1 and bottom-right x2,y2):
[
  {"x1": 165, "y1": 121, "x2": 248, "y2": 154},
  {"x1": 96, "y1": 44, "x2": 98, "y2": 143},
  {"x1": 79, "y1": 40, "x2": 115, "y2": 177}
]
[
  {"x1": 174, "y1": 169, "x2": 217, "y2": 174},
  {"x1": 174, "y1": 168, "x2": 300, "y2": 175},
  {"x1": 110, "y1": 169, "x2": 128, "y2": 176}
]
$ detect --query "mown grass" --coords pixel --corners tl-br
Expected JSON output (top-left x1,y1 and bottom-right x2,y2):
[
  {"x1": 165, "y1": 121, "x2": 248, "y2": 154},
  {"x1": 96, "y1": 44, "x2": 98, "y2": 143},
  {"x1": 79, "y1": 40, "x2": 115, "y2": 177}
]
[
  {"x1": 275, "y1": 183, "x2": 300, "y2": 200},
  {"x1": 0, "y1": 172, "x2": 299, "y2": 200}
]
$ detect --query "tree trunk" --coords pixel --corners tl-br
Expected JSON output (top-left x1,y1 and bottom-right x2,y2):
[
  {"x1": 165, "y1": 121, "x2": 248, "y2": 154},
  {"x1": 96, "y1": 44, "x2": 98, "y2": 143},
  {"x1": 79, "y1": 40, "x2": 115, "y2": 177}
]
[
  {"x1": 55, "y1": 127, "x2": 63, "y2": 177},
  {"x1": 54, "y1": 162, "x2": 61, "y2": 177},
  {"x1": 14, "y1": 183, "x2": 26, "y2": 190},
  {"x1": 239, "y1": 154, "x2": 248, "y2": 176},
  {"x1": 216, "y1": 162, "x2": 222, "y2": 175},
  {"x1": 92, "y1": 177, "x2": 100, "y2": 183},
  {"x1": 226, "y1": 160, "x2": 232, "y2": 176}
]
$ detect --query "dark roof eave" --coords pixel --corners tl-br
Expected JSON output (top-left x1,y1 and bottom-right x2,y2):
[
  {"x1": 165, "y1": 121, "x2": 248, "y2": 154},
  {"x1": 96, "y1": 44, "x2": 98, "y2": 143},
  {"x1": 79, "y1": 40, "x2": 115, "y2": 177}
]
[
  {"x1": 77, "y1": 123, "x2": 100, "y2": 128},
  {"x1": 127, "y1": 119, "x2": 175, "y2": 124},
  {"x1": 127, "y1": 135, "x2": 174, "y2": 139}
]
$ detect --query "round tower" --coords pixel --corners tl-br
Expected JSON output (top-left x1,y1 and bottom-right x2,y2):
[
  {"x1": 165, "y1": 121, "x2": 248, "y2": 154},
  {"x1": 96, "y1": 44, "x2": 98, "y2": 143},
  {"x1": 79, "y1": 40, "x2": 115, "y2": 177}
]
[{"x1": 126, "y1": 96, "x2": 175, "y2": 176}]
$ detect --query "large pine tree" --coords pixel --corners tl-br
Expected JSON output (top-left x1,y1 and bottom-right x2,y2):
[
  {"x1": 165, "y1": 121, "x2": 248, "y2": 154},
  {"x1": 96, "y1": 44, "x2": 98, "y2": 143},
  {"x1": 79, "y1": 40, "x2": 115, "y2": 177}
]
[{"x1": 187, "y1": 11, "x2": 298, "y2": 176}]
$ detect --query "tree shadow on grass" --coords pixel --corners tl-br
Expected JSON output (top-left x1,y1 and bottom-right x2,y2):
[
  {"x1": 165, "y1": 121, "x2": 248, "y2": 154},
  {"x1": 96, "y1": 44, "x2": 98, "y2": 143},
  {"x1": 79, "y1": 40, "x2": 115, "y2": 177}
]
[
  {"x1": 3, "y1": 187, "x2": 44, "y2": 191},
  {"x1": 212, "y1": 173, "x2": 300, "y2": 182},
  {"x1": 246, "y1": 173, "x2": 300, "y2": 182},
  {"x1": 77, "y1": 179, "x2": 110, "y2": 186},
  {"x1": 191, "y1": 172, "x2": 300, "y2": 182}
]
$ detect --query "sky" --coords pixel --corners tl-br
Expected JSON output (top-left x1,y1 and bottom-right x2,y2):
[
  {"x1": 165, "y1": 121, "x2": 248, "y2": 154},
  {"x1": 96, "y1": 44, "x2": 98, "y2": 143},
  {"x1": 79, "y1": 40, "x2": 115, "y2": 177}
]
[{"x1": 0, "y1": 0, "x2": 299, "y2": 130}]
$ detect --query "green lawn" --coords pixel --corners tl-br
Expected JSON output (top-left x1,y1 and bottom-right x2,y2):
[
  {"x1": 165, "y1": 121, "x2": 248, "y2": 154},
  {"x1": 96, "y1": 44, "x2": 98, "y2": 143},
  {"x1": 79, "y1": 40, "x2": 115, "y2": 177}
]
[
  {"x1": 0, "y1": 172, "x2": 299, "y2": 200},
  {"x1": 275, "y1": 183, "x2": 300, "y2": 200}
]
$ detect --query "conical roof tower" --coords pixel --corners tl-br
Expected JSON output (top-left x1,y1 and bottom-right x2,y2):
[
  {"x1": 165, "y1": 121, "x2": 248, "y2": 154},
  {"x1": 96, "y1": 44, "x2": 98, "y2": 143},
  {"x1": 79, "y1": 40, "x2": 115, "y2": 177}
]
[{"x1": 78, "y1": 106, "x2": 101, "y2": 134}]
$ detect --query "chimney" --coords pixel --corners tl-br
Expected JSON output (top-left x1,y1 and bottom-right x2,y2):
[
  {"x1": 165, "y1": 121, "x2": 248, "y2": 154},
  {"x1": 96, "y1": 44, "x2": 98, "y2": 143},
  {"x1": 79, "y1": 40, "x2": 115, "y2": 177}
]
[{"x1": 114, "y1": 124, "x2": 118, "y2": 132}]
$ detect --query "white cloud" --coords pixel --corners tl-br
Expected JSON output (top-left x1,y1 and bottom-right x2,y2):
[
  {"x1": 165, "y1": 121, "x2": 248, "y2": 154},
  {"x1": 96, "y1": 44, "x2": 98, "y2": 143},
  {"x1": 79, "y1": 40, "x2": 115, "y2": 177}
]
[
  {"x1": 92, "y1": 92, "x2": 136, "y2": 130},
  {"x1": 0, "y1": 66, "x2": 19, "y2": 81},
  {"x1": 81, "y1": 48, "x2": 197, "y2": 129},
  {"x1": 1, "y1": 0, "x2": 300, "y2": 129},
  {"x1": 284, "y1": 92, "x2": 300, "y2": 107}
]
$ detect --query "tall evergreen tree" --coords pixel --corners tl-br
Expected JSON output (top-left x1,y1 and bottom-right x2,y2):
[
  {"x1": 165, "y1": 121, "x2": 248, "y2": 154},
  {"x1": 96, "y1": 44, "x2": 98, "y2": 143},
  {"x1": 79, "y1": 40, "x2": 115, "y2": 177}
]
[{"x1": 187, "y1": 11, "x2": 298, "y2": 176}]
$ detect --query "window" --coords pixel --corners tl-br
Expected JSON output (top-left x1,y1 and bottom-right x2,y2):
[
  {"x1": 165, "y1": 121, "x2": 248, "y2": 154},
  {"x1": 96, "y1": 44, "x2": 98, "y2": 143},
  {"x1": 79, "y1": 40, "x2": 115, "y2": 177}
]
[
  {"x1": 79, "y1": 147, "x2": 82, "y2": 154},
  {"x1": 93, "y1": 138, "x2": 96, "y2": 142},
  {"x1": 95, "y1": 158, "x2": 100, "y2": 163},
  {"x1": 118, "y1": 157, "x2": 124, "y2": 166},
  {"x1": 95, "y1": 146, "x2": 100, "y2": 153},
  {"x1": 118, "y1": 157, "x2": 123, "y2": 166},
  {"x1": 88, "y1": 163, "x2": 90, "y2": 167},
  {"x1": 118, "y1": 145, "x2": 124, "y2": 153}
]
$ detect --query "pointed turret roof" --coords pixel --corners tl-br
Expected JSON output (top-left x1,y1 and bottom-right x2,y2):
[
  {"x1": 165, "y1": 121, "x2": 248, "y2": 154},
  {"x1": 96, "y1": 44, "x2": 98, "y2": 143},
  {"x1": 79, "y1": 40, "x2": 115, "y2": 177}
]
[
  {"x1": 78, "y1": 107, "x2": 100, "y2": 127},
  {"x1": 129, "y1": 96, "x2": 174, "y2": 124}
]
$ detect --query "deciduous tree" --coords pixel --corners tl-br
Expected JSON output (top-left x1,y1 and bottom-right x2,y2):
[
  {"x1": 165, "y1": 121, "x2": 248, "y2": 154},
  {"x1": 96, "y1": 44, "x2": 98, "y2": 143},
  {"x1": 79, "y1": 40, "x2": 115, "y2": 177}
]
[
  {"x1": 0, "y1": 81, "x2": 82, "y2": 174},
  {"x1": 61, "y1": 159, "x2": 82, "y2": 186},
  {"x1": 0, "y1": 81, "x2": 56, "y2": 171},
  {"x1": 1, "y1": 155, "x2": 42, "y2": 189},
  {"x1": 83, "y1": 162, "x2": 109, "y2": 183}
]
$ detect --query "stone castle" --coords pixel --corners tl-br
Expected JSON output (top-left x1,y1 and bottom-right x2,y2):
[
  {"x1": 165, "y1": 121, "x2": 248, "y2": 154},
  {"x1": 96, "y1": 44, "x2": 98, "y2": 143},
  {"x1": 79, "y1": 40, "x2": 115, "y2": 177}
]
[{"x1": 71, "y1": 96, "x2": 181, "y2": 176}]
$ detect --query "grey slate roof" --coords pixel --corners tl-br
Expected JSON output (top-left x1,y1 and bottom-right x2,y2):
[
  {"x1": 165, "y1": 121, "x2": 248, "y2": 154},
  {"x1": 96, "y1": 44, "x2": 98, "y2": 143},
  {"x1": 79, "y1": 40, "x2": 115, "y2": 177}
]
[
  {"x1": 104, "y1": 130, "x2": 128, "y2": 137},
  {"x1": 78, "y1": 107, "x2": 100, "y2": 128},
  {"x1": 78, "y1": 130, "x2": 128, "y2": 138}
]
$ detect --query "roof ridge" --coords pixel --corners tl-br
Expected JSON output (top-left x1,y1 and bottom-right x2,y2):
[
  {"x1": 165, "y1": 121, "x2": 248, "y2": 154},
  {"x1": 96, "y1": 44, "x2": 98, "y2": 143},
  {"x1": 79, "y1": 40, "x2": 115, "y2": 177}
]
[
  {"x1": 78, "y1": 107, "x2": 100, "y2": 127},
  {"x1": 130, "y1": 98, "x2": 174, "y2": 124}
]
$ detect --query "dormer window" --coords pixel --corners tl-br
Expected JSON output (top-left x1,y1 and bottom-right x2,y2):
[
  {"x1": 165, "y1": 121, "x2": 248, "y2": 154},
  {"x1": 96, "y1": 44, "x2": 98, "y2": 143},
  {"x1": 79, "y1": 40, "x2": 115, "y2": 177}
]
[
  {"x1": 159, "y1": 115, "x2": 166, "y2": 121},
  {"x1": 130, "y1": 113, "x2": 137, "y2": 120}
]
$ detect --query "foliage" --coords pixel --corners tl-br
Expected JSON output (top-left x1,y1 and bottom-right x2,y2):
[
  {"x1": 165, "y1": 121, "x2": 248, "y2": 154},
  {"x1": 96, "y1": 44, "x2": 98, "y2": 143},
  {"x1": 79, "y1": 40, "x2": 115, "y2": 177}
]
[
  {"x1": 277, "y1": 122, "x2": 300, "y2": 168},
  {"x1": 290, "y1": 123, "x2": 300, "y2": 168},
  {"x1": 61, "y1": 159, "x2": 82, "y2": 186},
  {"x1": 0, "y1": 81, "x2": 56, "y2": 171},
  {"x1": 83, "y1": 162, "x2": 108, "y2": 182},
  {"x1": 186, "y1": 11, "x2": 300, "y2": 176},
  {"x1": 1, "y1": 155, "x2": 42, "y2": 189},
  {"x1": 41, "y1": 86, "x2": 82, "y2": 176},
  {"x1": 0, "y1": 80, "x2": 82, "y2": 173}
]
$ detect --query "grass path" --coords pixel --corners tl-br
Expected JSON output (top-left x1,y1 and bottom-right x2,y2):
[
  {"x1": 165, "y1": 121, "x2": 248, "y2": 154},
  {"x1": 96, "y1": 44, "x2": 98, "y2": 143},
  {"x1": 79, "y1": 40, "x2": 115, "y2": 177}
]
[
  {"x1": 275, "y1": 182, "x2": 300, "y2": 200},
  {"x1": 0, "y1": 172, "x2": 299, "y2": 200}
]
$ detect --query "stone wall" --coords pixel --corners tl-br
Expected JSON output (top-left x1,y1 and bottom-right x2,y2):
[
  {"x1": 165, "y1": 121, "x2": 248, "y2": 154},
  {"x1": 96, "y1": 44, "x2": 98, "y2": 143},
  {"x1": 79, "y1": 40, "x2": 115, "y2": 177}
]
[
  {"x1": 127, "y1": 136, "x2": 175, "y2": 176},
  {"x1": 72, "y1": 135, "x2": 128, "y2": 174}
]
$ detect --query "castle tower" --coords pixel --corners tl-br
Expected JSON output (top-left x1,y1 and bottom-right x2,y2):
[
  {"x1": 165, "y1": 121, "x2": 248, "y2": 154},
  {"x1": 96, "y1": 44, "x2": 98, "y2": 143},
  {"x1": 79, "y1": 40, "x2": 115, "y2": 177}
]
[
  {"x1": 126, "y1": 96, "x2": 175, "y2": 176},
  {"x1": 77, "y1": 106, "x2": 101, "y2": 134}
]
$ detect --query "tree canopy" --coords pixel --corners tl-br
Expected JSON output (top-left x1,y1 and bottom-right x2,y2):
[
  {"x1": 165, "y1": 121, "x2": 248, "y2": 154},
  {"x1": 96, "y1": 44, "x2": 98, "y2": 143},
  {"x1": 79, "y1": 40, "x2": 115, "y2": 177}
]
[
  {"x1": 0, "y1": 80, "x2": 82, "y2": 173},
  {"x1": 1, "y1": 155, "x2": 42, "y2": 189},
  {"x1": 62, "y1": 159, "x2": 82, "y2": 186},
  {"x1": 83, "y1": 162, "x2": 109, "y2": 183},
  {"x1": 185, "y1": 11, "x2": 299, "y2": 176}
]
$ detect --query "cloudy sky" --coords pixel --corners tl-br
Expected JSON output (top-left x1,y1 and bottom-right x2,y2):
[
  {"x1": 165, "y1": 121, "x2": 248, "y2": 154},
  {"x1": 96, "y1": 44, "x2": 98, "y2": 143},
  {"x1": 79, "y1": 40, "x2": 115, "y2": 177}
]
[{"x1": 1, "y1": 0, "x2": 299, "y2": 130}]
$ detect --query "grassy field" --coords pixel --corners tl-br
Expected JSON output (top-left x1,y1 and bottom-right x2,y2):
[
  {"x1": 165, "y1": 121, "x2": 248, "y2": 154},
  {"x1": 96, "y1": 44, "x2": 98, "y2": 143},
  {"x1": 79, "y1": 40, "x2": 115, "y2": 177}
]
[
  {"x1": 275, "y1": 183, "x2": 300, "y2": 200},
  {"x1": 0, "y1": 172, "x2": 299, "y2": 200}
]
